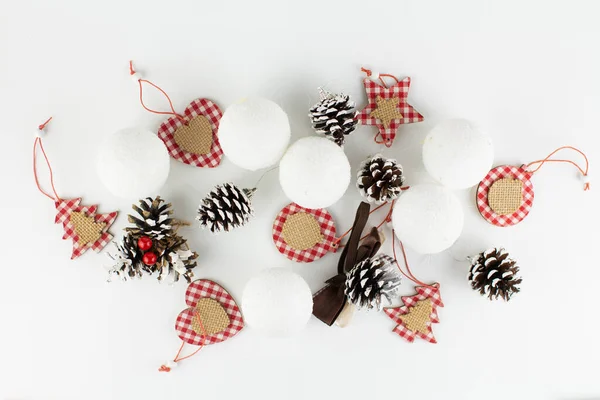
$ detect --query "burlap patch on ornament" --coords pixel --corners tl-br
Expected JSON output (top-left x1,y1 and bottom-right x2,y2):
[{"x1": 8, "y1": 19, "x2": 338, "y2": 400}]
[
  {"x1": 488, "y1": 178, "x2": 523, "y2": 215},
  {"x1": 369, "y1": 96, "x2": 403, "y2": 129},
  {"x1": 70, "y1": 211, "x2": 106, "y2": 245},
  {"x1": 192, "y1": 298, "x2": 231, "y2": 336},
  {"x1": 173, "y1": 115, "x2": 213, "y2": 155},
  {"x1": 400, "y1": 298, "x2": 433, "y2": 335},
  {"x1": 281, "y1": 212, "x2": 324, "y2": 250}
]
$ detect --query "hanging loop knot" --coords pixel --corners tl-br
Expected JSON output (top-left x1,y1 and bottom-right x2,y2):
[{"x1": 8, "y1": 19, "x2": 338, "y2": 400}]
[
  {"x1": 158, "y1": 361, "x2": 177, "y2": 372},
  {"x1": 129, "y1": 61, "x2": 142, "y2": 82},
  {"x1": 36, "y1": 116, "x2": 53, "y2": 138}
]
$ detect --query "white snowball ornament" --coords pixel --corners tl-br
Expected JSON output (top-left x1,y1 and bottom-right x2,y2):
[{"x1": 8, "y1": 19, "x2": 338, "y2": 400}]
[
  {"x1": 392, "y1": 184, "x2": 464, "y2": 254},
  {"x1": 241, "y1": 268, "x2": 313, "y2": 337},
  {"x1": 423, "y1": 119, "x2": 494, "y2": 189},
  {"x1": 97, "y1": 127, "x2": 170, "y2": 199},
  {"x1": 218, "y1": 98, "x2": 291, "y2": 171},
  {"x1": 279, "y1": 136, "x2": 351, "y2": 209}
]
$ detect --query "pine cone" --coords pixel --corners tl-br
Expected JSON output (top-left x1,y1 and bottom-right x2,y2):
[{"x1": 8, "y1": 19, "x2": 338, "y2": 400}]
[
  {"x1": 126, "y1": 196, "x2": 173, "y2": 240},
  {"x1": 345, "y1": 254, "x2": 402, "y2": 310},
  {"x1": 469, "y1": 247, "x2": 522, "y2": 301},
  {"x1": 309, "y1": 88, "x2": 358, "y2": 146},
  {"x1": 196, "y1": 183, "x2": 255, "y2": 233},
  {"x1": 357, "y1": 154, "x2": 405, "y2": 204}
]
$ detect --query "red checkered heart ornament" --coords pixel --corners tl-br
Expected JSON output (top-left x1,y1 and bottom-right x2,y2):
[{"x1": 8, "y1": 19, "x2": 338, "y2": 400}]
[
  {"x1": 272, "y1": 203, "x2": 337, "y2": 263},
  {"x1": 385, "y1": 283, "x2": 444, "y2": 344},
  {"x1": 157, "y1": 98, "x2": 224, "y2": 168}
]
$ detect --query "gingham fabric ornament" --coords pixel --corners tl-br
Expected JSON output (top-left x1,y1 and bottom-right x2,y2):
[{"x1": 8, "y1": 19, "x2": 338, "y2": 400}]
[
  {"x1": 477, "y1": 146, "x2": 590, "y2": 227},
  {"x1": 108, "y1": 197, "x2": 198, "y2": 283},
  {"x1": 32, "y1": 118, "x2": 118, "y2": 260},
  {"x1": 196, "y1": 183, "x2": 255, "y2": 233},
  {"x1": 308, "y1": 88, "x2": 358, "y2": 146},
  {"x1": 159, "y1": 279, "x2": 243, "y2": 372},
  {"x1": 272, "y1": 203, "x2": 337, "y2": 263},
  {"x1": 385, "y1": 284, "x2": 444, "y2": 344},
  {"x1": 357, "y1": 68, "x2": 424, "y2": 147},
  {"x1": 357, "y1": 154, "x2": 405, "y2": 204},
  {"x1": 469, "y1": 247, "x2": 522, "y2": 301},
  {"x1": 129, "y1": 61, "x2": 224, "y2": 168},
  {"x1": 345, "y1": 254, "x2": 402, "y2": 310}
]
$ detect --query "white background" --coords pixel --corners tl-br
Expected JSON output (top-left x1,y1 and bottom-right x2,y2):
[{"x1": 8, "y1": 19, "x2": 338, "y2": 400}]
[{"x1": 1, "y1": 0, "x2": 599, "y2": 399}]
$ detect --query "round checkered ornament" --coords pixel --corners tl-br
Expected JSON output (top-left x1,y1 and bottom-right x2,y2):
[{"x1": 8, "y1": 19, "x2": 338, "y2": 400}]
[
  {"x1": 477, "y1": 147, "x2": 590, "y2": 227},
  {"x1": 272, "y1": 203, "x2": 337, "y2": 263}
]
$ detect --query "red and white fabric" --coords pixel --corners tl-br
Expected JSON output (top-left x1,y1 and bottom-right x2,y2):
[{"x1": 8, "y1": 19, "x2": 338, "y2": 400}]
[
  {"x1": 357, "y1": 77, "x2": 424, "y2": 145},
  {"x1": 54, "y1": 198, "x2": 118, "y2": 260},
  {"x1": 384, "y1": 283, "x2": 444, "y2": 344},
  {"x1": 272, "y1": 203, "x2": 337, "y2": 263},
  {"x1": 175, "y1": 279, "x2": 244, "y2": 346},
  {"x1": 157, "y1": 98, "x2": 223, "y2": 168},
  {"x1": 476, "y1": 165, "x2": 535, "y2": 227}
]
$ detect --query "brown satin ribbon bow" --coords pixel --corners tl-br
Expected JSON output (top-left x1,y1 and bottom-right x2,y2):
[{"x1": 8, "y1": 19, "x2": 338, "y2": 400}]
[{"x1": 312, "y1": 202, "x2": 382, "y2": 326}]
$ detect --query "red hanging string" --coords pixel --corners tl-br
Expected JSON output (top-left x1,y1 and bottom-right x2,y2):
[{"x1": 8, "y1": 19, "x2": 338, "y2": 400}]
[
  {"x1": 33, "y1": 117, "x2": 61, "y2": 201},
  {"x1": 391, "y1": 232, "x2": 434, "y2": 289},
  {"x1": 525, "y1": 146, "x2": 590, "y2": 190},
  {"x1": 159, "y1": 310, "x2": 207, "y2": 372},
  {"x1": 129, "y1": 61, "x2": 187, "y2": 124}
]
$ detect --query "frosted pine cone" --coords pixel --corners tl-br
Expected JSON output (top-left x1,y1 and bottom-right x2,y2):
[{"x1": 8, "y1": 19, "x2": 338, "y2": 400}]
[
  {"x1": 197, "y1": 183, "x2": 255, "y2": 233},
  {"x1": 469, "y1": 247, "x2": 522, "y2": 301},
  {"x1": 309, "y1": 88, "x2": 358, "y2": 146},
  {"x1": 345, "y1": 254, "x2": 402, "y2": 310},
  {"x1": 357, "y1": 154, "x2": 405, "y2": 204}
]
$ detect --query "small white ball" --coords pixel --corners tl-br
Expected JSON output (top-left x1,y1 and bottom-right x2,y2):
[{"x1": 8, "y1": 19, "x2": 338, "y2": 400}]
[
  {"x1": 422, "y1": 119, "x2": 494, "y2": 189},
  {"x1": 279, "y1": 136, "x2": 350, "y2": 209},
  {"x1": 241, "y1": 268, "x2": 313, "y2": 337},
  {"x1": 392, "y1": 184, "x2": 464, "y2": 254},
  {"x1": 218, "y1": 98, "x2": 291, "y2": 171},
  {"x1": 35, "y1": 129, "x2": 46, "y2": 138},
  {"x1": 97, "y1": 127, "x2": 170, "y2": 199},
  {"x1": 130, "y1": 72, "x2": 142, "y2": 82}
]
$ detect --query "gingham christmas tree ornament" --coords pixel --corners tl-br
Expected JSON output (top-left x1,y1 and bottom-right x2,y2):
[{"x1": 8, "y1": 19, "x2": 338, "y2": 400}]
[
  {"x1": 477, "y1": 146, "x2": 590, "y2": 227},
  {"x1": 357, "y1": 68, "x2": 424, "y2": 146},
  {"x1": 272, "y1": 203, "x2": 337, "y2": 263},
  {"x1": 129, "y1": 61, "x2": 224, "y2": 168},
  {"x1": 159, "y1": 279, "x2": 244, "y2": 372},
  {"x1": 384, "y1": 283, "x2": 444, "y2": 344},
  {"x1": 32, "y1": 118, "x2": 118, "y2": 260}
]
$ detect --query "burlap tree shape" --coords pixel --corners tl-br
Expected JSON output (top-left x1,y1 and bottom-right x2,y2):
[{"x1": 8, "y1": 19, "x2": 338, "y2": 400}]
[{"x1": 384, "y1": 284, "x2": 444, "y2": 344}]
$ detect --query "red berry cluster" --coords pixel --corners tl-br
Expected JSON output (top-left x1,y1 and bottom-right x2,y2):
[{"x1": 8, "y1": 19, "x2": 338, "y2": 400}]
[{"x1": 137, "y1": 236, "x2": 158, "y2": 266}]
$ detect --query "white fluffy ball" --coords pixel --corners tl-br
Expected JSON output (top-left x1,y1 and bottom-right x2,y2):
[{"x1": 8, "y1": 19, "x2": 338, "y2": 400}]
[
  {"x1": 422, "y1": 119, "x2": 494, "y2": 189},
  {"x1": 218, "y1": 98, "x2": 291, "y2": 171},
  {"x1": 97, "y1": 127, "x2": 170, "y2": 199},
  {"x1": 279, "y1": 136, "x2": 350, "y2": 209},
  {"x1": 242, "y1": 268, "x2": 313, "y2": 337},
  {"x1": 392, "y1": 184, "x2": 464, "y2": 254}
]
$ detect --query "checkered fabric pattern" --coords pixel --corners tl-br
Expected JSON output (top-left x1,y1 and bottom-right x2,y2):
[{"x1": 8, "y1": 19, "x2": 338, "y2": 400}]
[
  {"x1": 176, "y1": 279, "x2": 244, "y2": 346},
  {"x1": 272, "y1": 203, "x2": 337, "y2": 263},
  {"x1": 54, "y1": 198, "x2": 118, "y2": 260},
  {"x1": 476, "y1": 165, "x2": 535, "y2": 227},
  {"x1": 357, "y1": 77, "x2": 424, "y2": 144},
  {"x1": 157, "y1": 98, "x2": 223, "y2": 168},
  {"x1": 384, "y1": 283, "x2": 443, "y2": 344}
]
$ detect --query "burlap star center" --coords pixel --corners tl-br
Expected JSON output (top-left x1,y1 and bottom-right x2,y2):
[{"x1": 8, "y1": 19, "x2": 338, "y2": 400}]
[{"x1": 369, "y1": 96, "x2": 403, "y2": 129}]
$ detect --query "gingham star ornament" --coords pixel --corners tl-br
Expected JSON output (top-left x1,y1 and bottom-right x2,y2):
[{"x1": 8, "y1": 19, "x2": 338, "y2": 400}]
[
  {"x1": 358, "y1": 75, "x2": 424, "y2": 145},
  {"x1": 384, "y1": 283, "x2": 443, "y2": 344}
]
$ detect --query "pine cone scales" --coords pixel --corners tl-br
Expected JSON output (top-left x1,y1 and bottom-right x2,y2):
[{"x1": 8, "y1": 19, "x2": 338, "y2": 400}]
[
  {"x1": 309, "y1": 89, "x2": 358, "y2": 146},
  {"x1": 345, "y1": 254, "x2": 402, "y2": 310},
  {"x1": 197, "y1": 183, "x2": 255, "y2": 233},
  {"x1": 469, "y1": 247, "x2": 522, "y2": 301},
  {"x1": 126, "y1": 197, "x2": 173, "y2": 240},
  {"x1": 357, "y1": 155, "x2": 405, "y2": 204}
]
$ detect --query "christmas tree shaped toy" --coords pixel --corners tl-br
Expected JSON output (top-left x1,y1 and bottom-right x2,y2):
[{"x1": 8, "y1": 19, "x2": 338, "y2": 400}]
[{"x1": 32, "y1": 118, "x2": 118, "y2": 260}]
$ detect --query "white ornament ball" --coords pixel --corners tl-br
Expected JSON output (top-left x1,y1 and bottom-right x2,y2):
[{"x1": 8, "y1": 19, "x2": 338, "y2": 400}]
[
  {"x1": 392, "y1": 184, "x2": 464, "y2": 254},
  {"x1": 422, "y1": 119, "x2": 494, "y2": 189},
  {"x1": 241, "y1": 268, "x2": 313, "y2": 337},
  {"x1": 279, "y1": 136, "x2": 351, "y2": 209},
  {"x1": 218, "y1": 98, "x2": 291, "y2": 171},
  {"x1": 97, "y1": 127, "x2": 170, "y2": 199}
]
